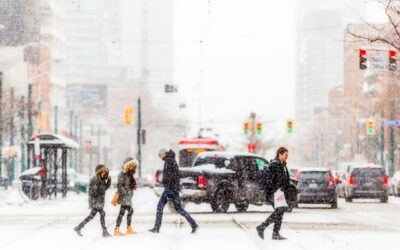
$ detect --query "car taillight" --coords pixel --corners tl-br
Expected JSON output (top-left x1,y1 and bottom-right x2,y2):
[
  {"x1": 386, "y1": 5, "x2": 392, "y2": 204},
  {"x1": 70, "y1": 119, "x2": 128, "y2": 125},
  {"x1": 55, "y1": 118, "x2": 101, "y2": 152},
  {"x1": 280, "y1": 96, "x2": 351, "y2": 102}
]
[
  {"x1": 327, "y1": 172, "x2": 335, "y2": 188},
  {"x1": 349, "y1": 176, "x2": 355, "y2": 186},
  {"x1": 197, "y1": 175, "x2": 207, "y2": 189},
  {"x1": 383, "y1": 176, "x2": 389, "y2": 186}
]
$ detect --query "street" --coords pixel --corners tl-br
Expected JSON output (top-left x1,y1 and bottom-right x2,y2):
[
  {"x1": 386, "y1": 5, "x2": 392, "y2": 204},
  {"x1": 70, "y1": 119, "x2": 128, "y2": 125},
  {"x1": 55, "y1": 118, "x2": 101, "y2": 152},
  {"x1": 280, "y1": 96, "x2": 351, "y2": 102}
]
[{"x1": 1, "y1": 187, "x2": 399, "y2": 250}]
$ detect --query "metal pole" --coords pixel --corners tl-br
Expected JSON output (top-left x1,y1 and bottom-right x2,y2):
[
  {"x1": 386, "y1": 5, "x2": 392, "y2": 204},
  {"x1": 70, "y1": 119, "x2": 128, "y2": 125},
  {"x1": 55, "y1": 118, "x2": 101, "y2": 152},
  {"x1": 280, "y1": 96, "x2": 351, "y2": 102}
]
[
  {"x1": 389, "y1": 100, "x2": 395, "y2": 177},
  {"x1": 97, "y1": 125, "x2": 100, "y2": 163},
  {"x1": 137, "y1": 97, "x2": 142, "y2": 178},
  {"x1": 54, "y1": 106, "x2": 58, "y2": 134},
  {"x1": 9, "y1": 87, "x2": 15, "y2": 183},
  {"x1": 0, "y1": 73, "x2": 3, "y2": 186},
  {"x1": 69, "y1": 110, "x2": 73, "y2": 169},
  {"x1": 28, "y1": 84, "x2": 33, "y2": 139},
  {"x1": 79, "y1": 119, "x2": 83, "y2": 172},
  {"x1": 20, "y1": 96, "x2": 26, "y2": 174},
  {"x1": 380, "y1": 110, "x2": 385, "y2": 167}
]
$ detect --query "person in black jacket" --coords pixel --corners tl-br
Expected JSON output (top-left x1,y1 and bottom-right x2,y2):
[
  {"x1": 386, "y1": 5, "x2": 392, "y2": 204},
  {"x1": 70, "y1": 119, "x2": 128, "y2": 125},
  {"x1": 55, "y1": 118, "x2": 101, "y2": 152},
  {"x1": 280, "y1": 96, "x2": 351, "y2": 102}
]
[
  {"x1": 74, "y1": 164, "x2": 112, "y2": 237},
  {"x1": 256, "y1": 147, "x2": 290, "y2": 240},
  {"x1": 149, "y1": 148, "x2": 198, "y2": 233}
]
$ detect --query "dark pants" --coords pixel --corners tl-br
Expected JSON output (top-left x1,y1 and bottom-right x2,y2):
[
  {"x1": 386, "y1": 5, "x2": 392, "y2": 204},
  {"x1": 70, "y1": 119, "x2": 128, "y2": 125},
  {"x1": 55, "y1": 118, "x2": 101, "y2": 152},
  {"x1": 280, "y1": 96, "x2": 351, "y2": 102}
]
[
  {"x1": 261, "y1": 207, "x2": 285, "y2": 233},
  {"x1": 76, "y1": 208, "x2": 106, "y2": 230},
  {"x1": 154, "y1": 188, "x2": 196, "y2": 230},
  {"x1": 116, "y1": 205, "x2": 134, "y2": 228}
]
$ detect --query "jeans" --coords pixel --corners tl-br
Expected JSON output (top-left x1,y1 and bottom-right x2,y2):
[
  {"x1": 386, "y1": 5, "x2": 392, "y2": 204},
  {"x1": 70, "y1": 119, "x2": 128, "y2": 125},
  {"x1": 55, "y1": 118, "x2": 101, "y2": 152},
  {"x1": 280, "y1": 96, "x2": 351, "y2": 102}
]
[{"x1": 154, "y1": 188, "x2": 196, "y2": 229}]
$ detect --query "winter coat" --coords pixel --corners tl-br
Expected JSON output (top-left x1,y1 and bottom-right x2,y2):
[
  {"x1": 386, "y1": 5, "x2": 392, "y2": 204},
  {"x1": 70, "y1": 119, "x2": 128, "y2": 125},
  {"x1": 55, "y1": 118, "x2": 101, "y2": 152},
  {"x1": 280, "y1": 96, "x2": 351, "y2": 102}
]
[
  {"x1": 263, "y1": 158, "x2": 290, "y2": 198},
  {"x1": 162, "y1": 150, "x2": 180, "y2": 190},
  {"x1": 88, "y1": 167, "x2": 111, "y2": 209},
  {"x1": 117, "y1": 159, "x2": 138, "y2": 206}
]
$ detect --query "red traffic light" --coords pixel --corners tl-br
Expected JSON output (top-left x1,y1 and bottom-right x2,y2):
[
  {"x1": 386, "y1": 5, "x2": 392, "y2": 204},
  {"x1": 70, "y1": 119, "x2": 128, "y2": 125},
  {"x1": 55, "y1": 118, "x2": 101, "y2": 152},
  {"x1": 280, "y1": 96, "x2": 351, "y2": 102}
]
[
  {"x1": 390, "y1": 49, "x2": 397, "y2": 57},
  {"x1": 359, "y1": 49, "x2": 367, "y2": 56}
]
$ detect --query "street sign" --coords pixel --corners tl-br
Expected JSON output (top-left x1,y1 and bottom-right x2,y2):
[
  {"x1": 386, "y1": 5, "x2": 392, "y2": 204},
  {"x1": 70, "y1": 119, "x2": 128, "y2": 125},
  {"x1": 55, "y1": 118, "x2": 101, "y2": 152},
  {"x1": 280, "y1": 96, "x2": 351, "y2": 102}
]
[{"x1": 381, "y1": 119, "x2": 400, "y2": 126}]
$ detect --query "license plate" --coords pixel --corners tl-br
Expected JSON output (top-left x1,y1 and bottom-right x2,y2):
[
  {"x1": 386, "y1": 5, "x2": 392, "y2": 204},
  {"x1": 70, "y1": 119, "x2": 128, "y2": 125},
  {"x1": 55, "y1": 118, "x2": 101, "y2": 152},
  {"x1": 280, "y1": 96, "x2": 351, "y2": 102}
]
[{"x1": 309, "y1": 183, "x2": 318, "y2": 188}]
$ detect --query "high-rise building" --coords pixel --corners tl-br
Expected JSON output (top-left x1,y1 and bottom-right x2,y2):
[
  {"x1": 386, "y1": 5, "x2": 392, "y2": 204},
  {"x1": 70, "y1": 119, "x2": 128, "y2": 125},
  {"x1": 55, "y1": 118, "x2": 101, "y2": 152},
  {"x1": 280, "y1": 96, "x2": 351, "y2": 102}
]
[{"x1": 294, "y1": 0, "x2": 366, "y2": 164}]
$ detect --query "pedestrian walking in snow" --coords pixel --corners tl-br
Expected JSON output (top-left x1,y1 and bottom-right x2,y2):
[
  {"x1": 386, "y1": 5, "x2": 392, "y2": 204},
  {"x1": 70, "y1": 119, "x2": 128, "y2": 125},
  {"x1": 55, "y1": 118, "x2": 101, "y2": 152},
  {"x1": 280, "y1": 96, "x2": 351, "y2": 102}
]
[
  {"x1": 113, "y1": 157, "x2": 138, "y2": 236},
  {"x1": 149, "y1": 148, "x2": 198, "y2": 234},
  {"x1": 256, "y1": 147, "x2": 290, "y2": 240},
  {"x1": 74, "y1": 164, "x2": 112, "y2": 237}
]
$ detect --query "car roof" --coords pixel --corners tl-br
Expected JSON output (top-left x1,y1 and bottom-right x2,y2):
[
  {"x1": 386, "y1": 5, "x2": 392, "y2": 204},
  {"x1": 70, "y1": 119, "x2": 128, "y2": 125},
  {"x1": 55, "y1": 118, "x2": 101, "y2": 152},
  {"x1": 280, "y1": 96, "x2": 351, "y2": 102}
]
[
  {"x1": 196, "y1": 151, "x2": 259, "y2": 159},
  {"x1": 350, "y1": 164, "x2": 384, "y2": 170},
  {"x1": 298, "y1": 167, "x2": 331, "y2": 172}
]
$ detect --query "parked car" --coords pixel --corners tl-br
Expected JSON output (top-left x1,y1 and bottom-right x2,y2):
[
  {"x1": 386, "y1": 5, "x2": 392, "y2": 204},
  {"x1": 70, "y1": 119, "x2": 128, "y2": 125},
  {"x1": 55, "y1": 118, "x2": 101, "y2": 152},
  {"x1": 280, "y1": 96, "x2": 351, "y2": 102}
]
[
  {"x1": 295, "y1": 168, "x2": 338, "y2": 208},
  {"x1": 343, "y1": 164, "x2": 389, "y2": 203},
  {"x1": 390, "y1": 171, "x2": 400, "y2": 197},
  {"x1": 154, "y1": 151, "x2": 298, "y2": 213}
]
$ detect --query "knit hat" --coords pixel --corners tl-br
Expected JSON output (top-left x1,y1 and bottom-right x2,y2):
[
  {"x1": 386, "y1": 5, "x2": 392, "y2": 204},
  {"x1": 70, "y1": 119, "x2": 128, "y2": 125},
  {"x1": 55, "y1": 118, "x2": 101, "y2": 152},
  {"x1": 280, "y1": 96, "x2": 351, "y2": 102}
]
[{"x1": 158, "y1": 148, "x2": 168, "y2": 155}]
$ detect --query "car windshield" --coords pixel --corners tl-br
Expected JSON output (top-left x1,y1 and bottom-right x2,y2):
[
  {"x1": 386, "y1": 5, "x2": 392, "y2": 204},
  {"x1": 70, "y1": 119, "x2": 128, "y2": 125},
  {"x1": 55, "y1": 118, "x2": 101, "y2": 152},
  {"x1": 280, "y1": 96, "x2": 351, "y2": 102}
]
[
  {"x1": 351, "y1": 168, "x2": 385, "y2": 179},
  {"x1": 193, "y1": 156, "x2": 231, "y2": 169}
]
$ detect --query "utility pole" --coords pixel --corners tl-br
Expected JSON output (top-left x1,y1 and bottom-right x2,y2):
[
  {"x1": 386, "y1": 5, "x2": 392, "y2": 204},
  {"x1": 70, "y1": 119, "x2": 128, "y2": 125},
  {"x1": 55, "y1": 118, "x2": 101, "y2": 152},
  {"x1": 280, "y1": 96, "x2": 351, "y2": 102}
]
[
  {"x1": 137, "y1": 97, "x2": 142, "y2": 178},
  {"x1": 0, "y1": 73, "x2": 3, "y2": 186}
]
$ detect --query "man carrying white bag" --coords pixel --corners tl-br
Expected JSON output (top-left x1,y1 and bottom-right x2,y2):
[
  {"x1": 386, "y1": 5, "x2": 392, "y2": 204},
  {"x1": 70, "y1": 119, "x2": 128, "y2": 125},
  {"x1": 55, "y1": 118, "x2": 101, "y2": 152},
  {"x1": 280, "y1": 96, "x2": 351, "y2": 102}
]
[{"x1": 256, "y1": 147, "x2": 290, "y2": 240}]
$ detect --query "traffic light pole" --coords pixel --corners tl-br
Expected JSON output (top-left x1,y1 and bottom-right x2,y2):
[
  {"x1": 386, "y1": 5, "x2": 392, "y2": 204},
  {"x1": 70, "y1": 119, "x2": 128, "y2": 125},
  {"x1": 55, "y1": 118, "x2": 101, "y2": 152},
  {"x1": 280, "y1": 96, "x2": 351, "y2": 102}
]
[
  {"x1": 137, "y1": 97, "x2": 142, "y2": 179},
  {"x1": 389, "y1": 100, "x2": 395, "y2": 177},
  {"x1": 0, "y1": 73, "x2": 3, "y2": 186}
]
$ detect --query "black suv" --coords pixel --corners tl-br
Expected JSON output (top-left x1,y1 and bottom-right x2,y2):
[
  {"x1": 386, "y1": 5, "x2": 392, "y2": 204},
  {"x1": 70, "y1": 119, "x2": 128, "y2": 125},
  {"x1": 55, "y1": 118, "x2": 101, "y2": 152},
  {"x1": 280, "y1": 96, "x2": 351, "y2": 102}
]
[
  {"x1": 295, "y1": 168, "x2": 338, "y2": 208},
  {"x1": 344, "y1": 165, "x2": 389, "y2": 203},
  {"x1": 154, "y1": 151, "x2": 298, "y2": 213}
]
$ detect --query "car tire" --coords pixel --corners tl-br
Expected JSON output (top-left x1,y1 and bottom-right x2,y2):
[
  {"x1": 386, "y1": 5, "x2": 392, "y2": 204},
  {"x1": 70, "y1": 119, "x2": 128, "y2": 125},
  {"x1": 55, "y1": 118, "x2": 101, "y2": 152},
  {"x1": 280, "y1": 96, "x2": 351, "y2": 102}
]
[
  {"x1": 380, "y1": 196, "x2": 388, "y2": 203},
  {"x1": 345, "y1": 196, "x2": 352, "y2": 202},
  {"x1": 211, "y1": 188, "x2": 230, "y2": 213},
  {"x1": 331, "y1": 202, "x2": 338, "y2": 209},
  {"x1": 234, "y1": 202, "x2": 249, "y2": 213}
]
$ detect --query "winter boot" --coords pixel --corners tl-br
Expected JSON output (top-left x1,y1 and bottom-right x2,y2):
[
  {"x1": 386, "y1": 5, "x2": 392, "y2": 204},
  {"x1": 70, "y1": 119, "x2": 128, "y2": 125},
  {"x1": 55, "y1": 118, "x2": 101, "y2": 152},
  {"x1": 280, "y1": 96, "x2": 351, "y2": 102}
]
[
  {"x1": 74, "y1": 226, "x2": 83, "y2": 237},
  {"x1": 191, "y1": 224, "x2": 199, "y2": 234},
  {"x1": 103, "y1": 228, "x2": 112, "y2": 238},
  {"x1": 272, "y1": 232, "x2": 287, "y2": 240},
  {"x1": 114, "y1": 227, "x2": 125, "y2": 236},
  {"x1": 126, "y1": 226, "x2": 136, "y2": 235},
  {"x1": 148, "y1": 227, "x2": 159, "y2": 233},
  {"x1": 256, "y1": 225, "x2": 266, "y2": 240}
]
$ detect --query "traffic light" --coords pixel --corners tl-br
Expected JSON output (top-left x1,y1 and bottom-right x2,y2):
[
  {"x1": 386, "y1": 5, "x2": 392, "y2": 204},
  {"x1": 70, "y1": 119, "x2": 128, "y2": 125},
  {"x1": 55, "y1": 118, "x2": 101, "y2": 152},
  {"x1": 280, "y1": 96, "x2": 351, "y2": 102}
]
[
  {"x1": 366, "y1": 118, "x2": 375, "y2": 136},
  {"x1": 256, "y1": 122, "x2": 262, "y2": 135},
  {"x1": 243, "y1": 122, "x2": 249, "y2": 135},
  {"x1": 359, "y1": 48, "x2": 367, "y2": 70},
  {"x1": 389, "y1": 49, "x2": 397, "y2": 71},
  {"x1": 287, "y1": 119, "x2": 293, "y2": 134},
  {"x1": 124, "y1": 106, "x2": 134, "y2": 125}
]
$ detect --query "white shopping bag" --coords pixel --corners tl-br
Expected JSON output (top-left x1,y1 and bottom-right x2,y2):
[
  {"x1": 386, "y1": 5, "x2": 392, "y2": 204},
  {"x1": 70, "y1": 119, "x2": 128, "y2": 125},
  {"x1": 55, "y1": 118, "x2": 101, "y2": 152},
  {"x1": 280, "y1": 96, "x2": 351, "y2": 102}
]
[{"x1": 274, "y1": 189, "x2": 288, "y2": 208}]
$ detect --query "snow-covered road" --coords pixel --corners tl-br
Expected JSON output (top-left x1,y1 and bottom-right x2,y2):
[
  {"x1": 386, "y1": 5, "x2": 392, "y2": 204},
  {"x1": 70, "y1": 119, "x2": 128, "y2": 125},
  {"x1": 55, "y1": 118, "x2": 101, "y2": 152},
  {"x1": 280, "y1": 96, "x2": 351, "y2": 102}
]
[{"x1": 0, "y1": 187, "x2": 399, "y2": 250}]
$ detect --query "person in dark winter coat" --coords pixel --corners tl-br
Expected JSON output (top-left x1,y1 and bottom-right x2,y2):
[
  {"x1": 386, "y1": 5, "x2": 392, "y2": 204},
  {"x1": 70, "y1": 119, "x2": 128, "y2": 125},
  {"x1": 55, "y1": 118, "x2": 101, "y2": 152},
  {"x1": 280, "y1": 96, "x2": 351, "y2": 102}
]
[
  {"x1": 114, "y1": 157, "x2": 138, "y2": 236},
  {"x1": 256, "y1": 147, "x2": 290, "y2": 240},
  {"x1": 149, "y1": 148, "x2": 198, "y2": 234},
  {"x1": 74, "y1": 164, "x2": 112, "y2": 237}
]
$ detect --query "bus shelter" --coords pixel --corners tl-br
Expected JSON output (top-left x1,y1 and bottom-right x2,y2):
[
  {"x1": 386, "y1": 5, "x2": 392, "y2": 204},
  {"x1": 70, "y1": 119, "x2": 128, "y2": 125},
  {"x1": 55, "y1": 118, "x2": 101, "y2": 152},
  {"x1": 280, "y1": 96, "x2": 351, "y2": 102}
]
[{"x1": 26, "y1": 133, "x2": 79, "y2": 198}]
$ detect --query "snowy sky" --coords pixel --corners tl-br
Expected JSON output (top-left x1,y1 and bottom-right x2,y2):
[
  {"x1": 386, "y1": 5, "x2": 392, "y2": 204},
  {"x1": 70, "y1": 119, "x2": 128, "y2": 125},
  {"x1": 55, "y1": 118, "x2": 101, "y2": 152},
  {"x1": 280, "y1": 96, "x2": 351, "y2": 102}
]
[{"x1": 120, "y1": 0, "x2": 387, "y2": 147}]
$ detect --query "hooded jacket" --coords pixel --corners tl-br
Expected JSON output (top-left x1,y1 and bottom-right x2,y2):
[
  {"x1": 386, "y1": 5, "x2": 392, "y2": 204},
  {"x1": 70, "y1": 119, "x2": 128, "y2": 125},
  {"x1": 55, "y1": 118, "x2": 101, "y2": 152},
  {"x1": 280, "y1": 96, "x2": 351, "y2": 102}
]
[
  {"x1": 88, "y1": 165, "x2": 111, "y2": 209},
  {"x1": 117, "y1": 158, "x2": 138, "y2": 206},
  {"x1": 162, "y1": 150, "x2": 180, "y2": 190}
]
